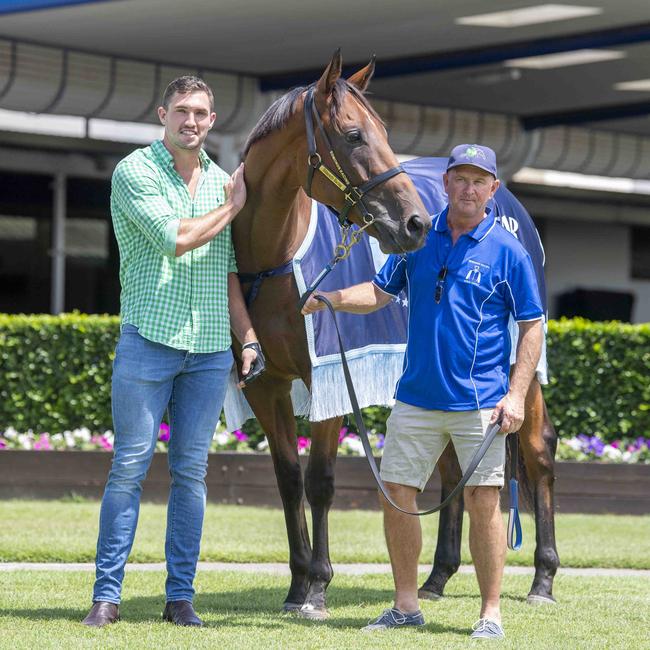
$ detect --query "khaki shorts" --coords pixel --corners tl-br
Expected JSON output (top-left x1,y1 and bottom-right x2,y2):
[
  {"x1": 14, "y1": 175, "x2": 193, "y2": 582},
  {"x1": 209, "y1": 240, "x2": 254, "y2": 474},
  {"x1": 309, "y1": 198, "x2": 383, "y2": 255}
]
[{"x1": 380, "y1": 401, "x2": 506, "y2": 491}]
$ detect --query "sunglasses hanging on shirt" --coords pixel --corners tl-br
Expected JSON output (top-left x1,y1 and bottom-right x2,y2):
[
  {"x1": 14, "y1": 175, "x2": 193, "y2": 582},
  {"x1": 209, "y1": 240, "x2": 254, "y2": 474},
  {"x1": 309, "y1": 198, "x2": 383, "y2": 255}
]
[{"x1": 435, "y1": 266, "x2": 448, "y2": 304}]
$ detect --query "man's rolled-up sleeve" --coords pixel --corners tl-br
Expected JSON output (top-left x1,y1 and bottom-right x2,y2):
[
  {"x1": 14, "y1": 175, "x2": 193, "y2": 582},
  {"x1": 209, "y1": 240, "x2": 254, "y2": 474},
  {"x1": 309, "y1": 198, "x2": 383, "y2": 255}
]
[{"x1": 112, "y1": 161, "x2": 181, "y2": 257}]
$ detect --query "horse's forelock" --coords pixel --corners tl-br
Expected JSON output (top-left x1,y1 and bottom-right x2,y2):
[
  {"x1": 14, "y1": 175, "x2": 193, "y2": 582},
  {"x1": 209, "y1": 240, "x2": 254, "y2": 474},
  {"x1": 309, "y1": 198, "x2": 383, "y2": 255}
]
[{"x1": 330, "y1": 79, "x2": 385, "y2": 132}]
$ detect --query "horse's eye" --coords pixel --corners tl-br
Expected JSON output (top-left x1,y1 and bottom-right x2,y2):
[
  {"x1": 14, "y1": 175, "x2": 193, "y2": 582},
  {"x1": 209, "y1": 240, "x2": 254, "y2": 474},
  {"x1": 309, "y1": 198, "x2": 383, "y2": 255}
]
[{"x1": 344, "y1": 130, "x2": 362, "y2": 144}]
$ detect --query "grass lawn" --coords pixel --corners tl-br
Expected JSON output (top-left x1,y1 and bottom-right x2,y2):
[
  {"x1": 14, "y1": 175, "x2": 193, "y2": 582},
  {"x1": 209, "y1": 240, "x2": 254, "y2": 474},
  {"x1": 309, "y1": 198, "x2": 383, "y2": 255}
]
[
  {"x1": 0, "y1": 570, "x2": 648, "y2": 649},
  {"x1": 0, "y1": 500, "x2": 649, "y2": 569}
]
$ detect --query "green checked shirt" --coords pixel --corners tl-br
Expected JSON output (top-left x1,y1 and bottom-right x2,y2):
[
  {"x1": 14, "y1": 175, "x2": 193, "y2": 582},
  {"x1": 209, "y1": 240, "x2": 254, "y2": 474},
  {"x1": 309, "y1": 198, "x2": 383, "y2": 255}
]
[{"x1": 111, "y1": 139, "x2": 237, "y2": 353}]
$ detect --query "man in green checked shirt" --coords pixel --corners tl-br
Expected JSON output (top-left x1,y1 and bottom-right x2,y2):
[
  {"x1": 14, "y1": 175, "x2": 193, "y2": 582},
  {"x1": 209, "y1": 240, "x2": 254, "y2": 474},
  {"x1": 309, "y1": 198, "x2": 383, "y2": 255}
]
[{"x1": 82, "y1": 76, "x2": 264, "y2": 629}]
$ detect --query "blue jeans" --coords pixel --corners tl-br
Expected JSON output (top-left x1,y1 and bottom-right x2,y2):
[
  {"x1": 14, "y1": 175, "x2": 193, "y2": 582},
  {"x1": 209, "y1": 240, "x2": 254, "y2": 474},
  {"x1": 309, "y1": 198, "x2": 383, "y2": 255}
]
[{"x1": 93, "y1": 324, "x2": 233, "y2": 604}]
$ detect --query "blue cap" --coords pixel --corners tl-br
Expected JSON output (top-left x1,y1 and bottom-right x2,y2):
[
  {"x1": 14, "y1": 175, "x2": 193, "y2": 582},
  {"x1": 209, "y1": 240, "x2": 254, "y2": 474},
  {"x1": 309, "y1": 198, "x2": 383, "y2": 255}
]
[{"x1": 447, "y1": 144, "x2": 497, "y2": 177}]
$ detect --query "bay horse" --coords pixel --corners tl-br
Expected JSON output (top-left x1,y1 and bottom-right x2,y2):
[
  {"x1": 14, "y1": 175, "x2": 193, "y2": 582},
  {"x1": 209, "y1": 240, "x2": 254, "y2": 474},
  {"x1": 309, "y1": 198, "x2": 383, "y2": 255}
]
[
  {"x1": 232, "y1": 51, "x2": 430, "y2": 619},
  {"x1": 233, "y1": 51, "x2": 559, "y2": 617}
]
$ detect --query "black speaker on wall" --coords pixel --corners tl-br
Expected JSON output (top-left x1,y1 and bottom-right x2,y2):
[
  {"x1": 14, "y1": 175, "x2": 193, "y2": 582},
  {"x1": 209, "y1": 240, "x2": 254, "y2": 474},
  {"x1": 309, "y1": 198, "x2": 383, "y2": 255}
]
[{"x1": 556, "y1": 288, "x2": 635, "y2": 322}]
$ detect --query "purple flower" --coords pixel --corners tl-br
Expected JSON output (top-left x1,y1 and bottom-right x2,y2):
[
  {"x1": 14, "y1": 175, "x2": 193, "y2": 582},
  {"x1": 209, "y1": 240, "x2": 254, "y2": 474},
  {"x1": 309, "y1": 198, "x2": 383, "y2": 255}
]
[
  {"x1": 0, "y1": 438, "x2": 7, "y2": 450},
  {"x1": 99, "y1": 435, "x2": 113, "y2": 451},
  {"x1": 376, "y1": 434, "x2": 385, "y2": 449},
  {"x1": 158, "y1": 422, "x2": 170, "y2": 442},
  {"x1": 297, "y1": 436, "x2": 310, "y2": 450},
  {"x1": 338, "y1": 427, "x2": 348, "y2": 443},
  {"x1": 232, "y1": 429, "x2": 249, "y2": 442},
  {"x1": 587, "y1": 438, "x2": 605, "y2": 456}
]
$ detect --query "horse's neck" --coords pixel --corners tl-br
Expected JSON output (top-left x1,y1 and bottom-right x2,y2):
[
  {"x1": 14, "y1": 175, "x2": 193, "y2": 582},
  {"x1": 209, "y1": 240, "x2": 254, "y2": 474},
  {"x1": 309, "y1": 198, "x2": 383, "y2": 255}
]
[{"x1": 234, "y1": 131, "x2": 311, "y2": 273}]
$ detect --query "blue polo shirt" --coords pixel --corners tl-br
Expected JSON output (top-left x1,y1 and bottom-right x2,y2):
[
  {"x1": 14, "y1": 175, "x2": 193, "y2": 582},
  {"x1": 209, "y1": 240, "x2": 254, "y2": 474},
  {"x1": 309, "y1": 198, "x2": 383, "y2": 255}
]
[{"x1": 373, "y1": 207, "x2": 543, "y2": 411}]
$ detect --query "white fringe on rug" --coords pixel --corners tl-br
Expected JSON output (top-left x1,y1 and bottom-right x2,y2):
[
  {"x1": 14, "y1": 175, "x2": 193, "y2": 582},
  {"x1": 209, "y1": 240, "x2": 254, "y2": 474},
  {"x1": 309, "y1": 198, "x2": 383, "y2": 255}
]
[
  {"x1": 223, "y1": 352, "x2": 404, "y2": 431},
  {"x1": 307, "y1": 351, "x2": 403, "y2": 421}
]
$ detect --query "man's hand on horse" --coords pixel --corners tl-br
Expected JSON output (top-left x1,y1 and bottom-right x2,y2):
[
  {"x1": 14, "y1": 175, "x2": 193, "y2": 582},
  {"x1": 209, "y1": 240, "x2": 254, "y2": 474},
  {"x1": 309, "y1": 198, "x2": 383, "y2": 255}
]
[
  {"x1": 300, "y1": 291, "x2": 332, "y2": 315},
  {"x1": 239, "y1": 341, "x2": 265, "y2": 388},
  {"x1": 225, "y1": 163, "x2": 247, "y2": 214},
  {"x1": 491, "y1": 391, "x2": 524, "y2": 433}
]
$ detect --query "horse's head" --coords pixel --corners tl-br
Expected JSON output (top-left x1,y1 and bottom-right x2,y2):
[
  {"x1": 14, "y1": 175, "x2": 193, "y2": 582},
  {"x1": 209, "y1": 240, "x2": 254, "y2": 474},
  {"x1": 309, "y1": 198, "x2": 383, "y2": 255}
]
[{"x1": 303, "y1": 51, "x2": 431, "y2": 253}]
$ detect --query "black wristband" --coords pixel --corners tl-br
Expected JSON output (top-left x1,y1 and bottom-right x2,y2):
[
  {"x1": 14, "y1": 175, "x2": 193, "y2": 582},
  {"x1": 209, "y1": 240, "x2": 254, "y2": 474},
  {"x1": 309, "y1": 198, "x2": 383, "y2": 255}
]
[
  {"x1": 242, "y1": 341, "x2": 262, "y2": 355},
  {"x1": 241, "y1": 341, "x2": 265, "y2": 385}
]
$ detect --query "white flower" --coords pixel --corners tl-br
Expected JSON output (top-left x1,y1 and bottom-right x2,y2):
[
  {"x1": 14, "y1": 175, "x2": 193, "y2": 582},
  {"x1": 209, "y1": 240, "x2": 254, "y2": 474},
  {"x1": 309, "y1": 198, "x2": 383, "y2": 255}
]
[
  {"x1": 256, "y1": 439, "x2": 269, "y2": 451},
  {"x1": 342, "y1": 437, "x2": 365, "y2": 456},
  {"x1": 564, "y1": 437, "x2": 583, "y2": 451},
  {"x1": 64, "y1": 431, "x2": 75, "y2": 448},
  {"x1": 3, "y1": 427, "x2": 18, "y2": 440},
  {"x1": 51, "y1": 433, "x2": 63, "y2": 442},
  {"x1": 214, "y1": 431, "x2": 230, "y2": 446},
  {"x1": 18, "y1": 433, "x2": 32, "y2": 450},
  {"x1": 74, "y1": 427, "x2": 92, "y2": 442},
  {"x1": 602, "y1": 445, "x2": 622, "y2": 460}
]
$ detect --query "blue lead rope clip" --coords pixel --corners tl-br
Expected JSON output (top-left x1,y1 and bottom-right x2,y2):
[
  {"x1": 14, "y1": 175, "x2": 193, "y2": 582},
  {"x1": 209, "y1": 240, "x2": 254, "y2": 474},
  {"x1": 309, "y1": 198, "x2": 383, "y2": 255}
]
[{"x1": 507, "y1": 478, "x2": 523, "y2": 551}]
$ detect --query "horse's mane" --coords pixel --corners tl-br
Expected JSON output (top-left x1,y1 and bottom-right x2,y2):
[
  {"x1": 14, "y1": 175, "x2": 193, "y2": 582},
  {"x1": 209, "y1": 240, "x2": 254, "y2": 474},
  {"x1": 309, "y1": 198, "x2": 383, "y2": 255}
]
[{"x1": 243, "y1": 79, "x2": 383, "y2": 155}]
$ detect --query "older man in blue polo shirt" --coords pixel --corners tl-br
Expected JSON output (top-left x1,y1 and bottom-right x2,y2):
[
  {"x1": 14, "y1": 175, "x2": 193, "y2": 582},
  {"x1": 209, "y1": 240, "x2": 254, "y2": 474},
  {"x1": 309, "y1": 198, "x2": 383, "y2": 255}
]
[{"x1": 302, "y1": 144, "x2": 543, "y2": 640}]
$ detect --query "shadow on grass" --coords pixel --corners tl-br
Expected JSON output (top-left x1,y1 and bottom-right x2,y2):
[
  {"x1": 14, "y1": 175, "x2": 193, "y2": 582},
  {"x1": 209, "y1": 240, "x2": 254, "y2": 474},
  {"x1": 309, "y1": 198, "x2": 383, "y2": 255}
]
[
  {"x1": 1, "y1": 584, "x2": 466, "y2": 634},
  {"x1": 0, "y1": 606, "x2": 88, "y2": 624},
  {"x1": 425, "y1": 590, "x2": 529, "y2": 604}
]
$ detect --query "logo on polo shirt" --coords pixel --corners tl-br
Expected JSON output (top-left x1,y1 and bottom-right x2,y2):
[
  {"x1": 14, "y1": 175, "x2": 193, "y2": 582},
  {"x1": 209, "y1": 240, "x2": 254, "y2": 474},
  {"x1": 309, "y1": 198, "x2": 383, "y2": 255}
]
[{"x1": 463, "y1": 259, "x2": 490, "y2": 286}]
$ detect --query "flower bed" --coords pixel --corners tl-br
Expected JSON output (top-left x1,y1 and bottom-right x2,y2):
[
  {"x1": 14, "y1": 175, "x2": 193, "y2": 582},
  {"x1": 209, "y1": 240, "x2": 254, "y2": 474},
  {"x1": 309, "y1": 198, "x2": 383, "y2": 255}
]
[{"x1": 1, "y1": 425, "x2": 648, "y2": 463}]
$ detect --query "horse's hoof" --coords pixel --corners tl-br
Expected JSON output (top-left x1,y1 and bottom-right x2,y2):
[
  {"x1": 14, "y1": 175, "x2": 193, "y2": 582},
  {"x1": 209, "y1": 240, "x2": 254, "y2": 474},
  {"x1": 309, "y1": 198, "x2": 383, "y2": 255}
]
[
  {"x1": 282, "y1": 602, "x2": 303, "y2": 613},
  {"x1": 418, "y1": 588, "x2": 443, "y2": 601},
  {"x1": 298, "y1": 603, "x2": 330, "y2": 620},
  {"x1": 527, "y1": 594, "x2": 556, "y2": 606}
]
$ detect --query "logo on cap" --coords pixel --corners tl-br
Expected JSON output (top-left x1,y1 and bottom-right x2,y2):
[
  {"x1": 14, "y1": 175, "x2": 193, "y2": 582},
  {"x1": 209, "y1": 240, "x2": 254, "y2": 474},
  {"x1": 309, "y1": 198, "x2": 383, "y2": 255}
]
[
  {"x1": 447, "y1": 143, "x2": 497, "y2": 176},
  {"x1": 464, "y1": 146, "x2": 486, "y2": 161}
]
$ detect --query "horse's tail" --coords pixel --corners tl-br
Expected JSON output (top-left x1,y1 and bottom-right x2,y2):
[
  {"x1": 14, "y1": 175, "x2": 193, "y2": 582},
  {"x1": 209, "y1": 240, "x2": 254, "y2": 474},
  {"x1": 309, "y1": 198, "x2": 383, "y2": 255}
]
[{"x1": 506, "y1": 433, "x2": 534, "y2": 511}]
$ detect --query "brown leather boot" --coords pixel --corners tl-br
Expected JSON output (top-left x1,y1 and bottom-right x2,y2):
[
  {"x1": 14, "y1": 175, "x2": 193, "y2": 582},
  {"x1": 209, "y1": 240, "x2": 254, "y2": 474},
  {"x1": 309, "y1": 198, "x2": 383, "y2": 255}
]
[
  {"x1": 162, "y1": 600, "x2": 203, "y2": 627},
  {"x1": 82, "y1": 601, "x2": 120, "y2": 627}
]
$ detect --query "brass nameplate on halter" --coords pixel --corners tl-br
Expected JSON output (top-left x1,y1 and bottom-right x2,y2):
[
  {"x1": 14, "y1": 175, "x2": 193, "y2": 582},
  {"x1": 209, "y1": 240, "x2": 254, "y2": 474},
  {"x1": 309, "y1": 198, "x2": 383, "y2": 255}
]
[{"x1": 318, "y1": 165, "x2": 348, "y2": 192}]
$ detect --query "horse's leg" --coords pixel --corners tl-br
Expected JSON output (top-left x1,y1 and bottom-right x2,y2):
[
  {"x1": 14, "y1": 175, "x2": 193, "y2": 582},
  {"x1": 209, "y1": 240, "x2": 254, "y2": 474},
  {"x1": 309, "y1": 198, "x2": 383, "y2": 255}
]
[
  {"x1": 243, "y1": 376, "x2": 312, "y2": 611},
  {"x1": 418, "y1": 442, "x2": 464, "y2": 600},
  {"x1": 299, "y1": 416, "x2": 342, "y2": 620},
  {"x1": 520, "y1": 379, "x2": 560, "y2": 605}
]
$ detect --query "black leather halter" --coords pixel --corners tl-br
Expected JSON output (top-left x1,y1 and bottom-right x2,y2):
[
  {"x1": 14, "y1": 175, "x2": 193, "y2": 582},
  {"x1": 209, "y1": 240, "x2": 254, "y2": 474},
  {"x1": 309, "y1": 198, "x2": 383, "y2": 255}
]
[{"x1": 303, "y1": 86, "x2": 405, "y2": 227}]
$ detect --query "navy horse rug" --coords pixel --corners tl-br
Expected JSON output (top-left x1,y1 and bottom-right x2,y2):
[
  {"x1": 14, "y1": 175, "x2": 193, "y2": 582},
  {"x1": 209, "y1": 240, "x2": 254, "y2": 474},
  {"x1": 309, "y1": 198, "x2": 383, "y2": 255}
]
[{"x1": 224, "y1": 157, "x2": 546, "y2": 429}]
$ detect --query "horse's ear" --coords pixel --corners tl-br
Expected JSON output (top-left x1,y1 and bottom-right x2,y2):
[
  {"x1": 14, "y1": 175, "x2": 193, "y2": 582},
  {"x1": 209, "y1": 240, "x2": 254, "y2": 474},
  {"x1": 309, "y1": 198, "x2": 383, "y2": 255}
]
[
  {"x1": 347, "y1": 55, "x2": 375, "y2": 92},
  {"x1": 316, "y1": 48, "x2": 342, "y2": 96}
]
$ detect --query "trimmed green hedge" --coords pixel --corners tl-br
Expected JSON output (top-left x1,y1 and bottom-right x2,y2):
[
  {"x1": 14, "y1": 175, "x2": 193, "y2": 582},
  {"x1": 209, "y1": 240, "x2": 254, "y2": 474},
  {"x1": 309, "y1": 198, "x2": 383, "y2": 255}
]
[
  {"x1": 0, "y1": 313, "x2": 119, "y2": 433},
  {"x1": 1, "y1": 314, "x2": 649, "y2": 441},
  {"x1": 544, "y1": 318, "x2": 650, "y2": 440}
]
